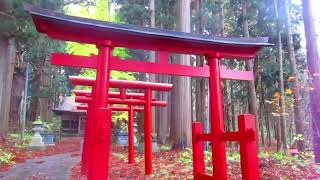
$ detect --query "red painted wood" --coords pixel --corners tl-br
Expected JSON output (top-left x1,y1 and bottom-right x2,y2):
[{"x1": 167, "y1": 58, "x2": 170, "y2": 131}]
[
  {"x1": 207, "y1": 56, "x2": 228, "y2": 180},
  {"x1": 197, "y1": 133, "x2": 213, "y2": 142},
  {"x1": 221, "y1": 132, "x2": 241, "y2": 141},
  {"x1": 220, "y1": 65, "x2": 253, "y2": 81},
  {"x1": 52, "y1": 53, "x2": 97, "y2": 68},
  {"x1": 158, "y1": 51, "x2": 168, "y2": 64},
  {"x1": 73, "y1": 90, "x2": 146, "y2": 99},
  {"x1": 88, "y1": 46, "x2": 111, "y2": 180},
  {"x1": 120, "y1": 88, "x2": 126, "y2": 100},
  {"x1": 69, "y1": 76, "x2": 95, "y2": 86},
  {"x1": 52, "y1": 53, "x2": 253, "y2": 80},
  {"x1": 238, "y1": 114, "x2": 260, "y2": 180},
  {"x1": 144, "y1": 89, "x2": 152, "y2": 175},
  {"x1": 110, "y1": 56, "x2": 210, "y2": 78},
  {"x1": 192, "y1": 122, "x2": 205, "y2": 180},
  {"x1": 77, "y1": 105, "x2": 89, "y2": 110},
  {"x1": 81, "y1": 86, "x2": 95, "y2": 175},
  {"x1": 128, "y1": 105, "x2": 135, "y2": 164},
  {"x1": 69, "y1": 76, "x2": 173, "y2": 91},
  {"x1": 29, "y1": 8, "x2": 268, "y2": 59},
  {"x1": 75, "y1": 96, "x2": 167, "y2": 106},
  {"x1": 75, "y1": 96, "x2": 93, "y2": 103},
  {"x1": 198, "y1": 173, "x2": 214, "y2": 180},
  {"x1": 73, "y1": 90, "x2": 157, "y2": 101},
  {"x1": 77, "y1": 105, "x2": 144, "y2": 112}
]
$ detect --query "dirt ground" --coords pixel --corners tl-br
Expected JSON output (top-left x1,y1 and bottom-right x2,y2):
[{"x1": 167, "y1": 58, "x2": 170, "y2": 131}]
[{"x1": 70, "y1": 146, "x2": 320, "y2": 180}]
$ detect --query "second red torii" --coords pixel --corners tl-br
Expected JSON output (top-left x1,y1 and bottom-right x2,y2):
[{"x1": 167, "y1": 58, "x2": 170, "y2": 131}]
[{"x1": 70, "y1": 76, "x2": 172, "y2": 176}]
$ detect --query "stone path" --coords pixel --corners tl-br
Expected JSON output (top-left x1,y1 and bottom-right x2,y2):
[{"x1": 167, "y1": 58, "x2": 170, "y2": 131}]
[{"x1": 0, "y1": 152, "x2": 81, "y2": 180}]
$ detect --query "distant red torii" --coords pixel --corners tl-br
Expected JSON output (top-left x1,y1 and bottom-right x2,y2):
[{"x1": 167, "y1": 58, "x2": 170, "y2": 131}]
[{"x1": 70, "y1": 76, "x2": 172, "y2": 176}]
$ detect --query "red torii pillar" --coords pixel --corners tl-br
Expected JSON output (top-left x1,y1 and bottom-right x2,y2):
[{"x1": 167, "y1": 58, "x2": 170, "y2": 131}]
[
  {"x1": 90, "y1": 45, "x2": 111, "y2": 180},
  {"x1": 76, "y1": 104, "x2": 144, "y2": 164},
  {"x1": 70, "y1": 77, "x2": 172, "y2": 176}
]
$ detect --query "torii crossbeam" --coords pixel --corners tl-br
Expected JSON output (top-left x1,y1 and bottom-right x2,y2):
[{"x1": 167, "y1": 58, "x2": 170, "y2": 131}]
[{"x1": 27, "y1": 5, "x2": 272, "y2": 180}]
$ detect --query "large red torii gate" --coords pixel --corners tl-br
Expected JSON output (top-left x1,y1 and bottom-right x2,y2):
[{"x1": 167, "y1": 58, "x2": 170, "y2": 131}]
[{"x1": 27, "y1": 5, "x2": 271, "y2": 180}]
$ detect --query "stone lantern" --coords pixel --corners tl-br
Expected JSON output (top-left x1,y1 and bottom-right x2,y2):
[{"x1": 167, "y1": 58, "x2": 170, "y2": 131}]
[{"x1": 28, "y1": 116, "x2": 45, "y2": 150}]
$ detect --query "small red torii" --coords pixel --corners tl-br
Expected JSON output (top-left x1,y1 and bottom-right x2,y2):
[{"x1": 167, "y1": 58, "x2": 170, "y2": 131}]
[
  {"x1": 69, "y1": 76, "x2": 172, "y2": 176},
  {"x1": 73, "y1": 89, "x2": 166, "y2": 166},
  {"x1": 27, "y1": 6, "x2": 272, "y2": 180}
]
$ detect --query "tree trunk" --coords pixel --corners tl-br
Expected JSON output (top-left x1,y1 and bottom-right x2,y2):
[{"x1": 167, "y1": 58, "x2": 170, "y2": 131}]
[
  {"x1": 170, "y1": 0, "x2": 192, "y2": 149},
  {"x1": 9, "y1": 69, "x2": 25, "y2": 130},
  {"x1": 156, "y1": 75, "x2": 170, "y2": 144},
  {"x1": 149, "y1": 0, "x2": 157, "y2": 133},
  {"x1": 195, "y1": 0, "x2": 206, "y2": 124},
  {"x1": 284, "y1": 0, "x2": 305, "y2": 152},
  {"x1": 0, "y1": 35, "x2": 15, "y2": 136},
  {"x1": 137, "y1": 72, "x2": 147, "y2": 134},
  {"x1": 274, "y1": 0, "x2": 287, "y2": 151},
  {"x1": 302, "y1": 0, "x2": 320, "y2": 162},
  {"x1": 242, "y1": 0, "x2": 258, "y2": 116}
]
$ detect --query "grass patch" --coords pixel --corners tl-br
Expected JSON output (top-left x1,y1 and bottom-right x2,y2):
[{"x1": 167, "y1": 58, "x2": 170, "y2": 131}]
[
  {"x1": 9, "y1": 132, "x2": 33, "y2": 148},
  {"x1": 0, "y1": 148, "x2": 14, "y2": 164}
]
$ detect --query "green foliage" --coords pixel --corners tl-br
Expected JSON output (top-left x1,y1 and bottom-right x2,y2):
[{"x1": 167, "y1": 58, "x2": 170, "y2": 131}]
[
  {"x1": 113, "y1": 0, "x2": 150, "y2": 26},
  {"x1": 227, "y1": 152, "x2": 240, "y2": 162},
  {"x1": 9, "y1": 132, "x2": 33, "y2": 148},
  {"x1": 179, "y1": 148, "x2": 192, "y2": 165},
  {"x1": 64, "y1": 0, "x2": 136, "y2": 122},
  {"x1": 159, "y1": 144, "x2": 171, "y2": 151},
  {"x1": 65, "y1": 0, "x2": 136, "y2": 82},
  {"x1": 112, "y1": 111, "x2": 128, "y2": 122},
  {"x1": 112, "y1": 152, "x2": 127, "y2": 161},
  {"x1": 259, "y1": 151, "x2": 271, "y2": 159},
  {"x1": 204, "y1": 150, "x2": 212, "y2": 162},
  {"x1": 0, "y1": 149, "x2": 14, "y2": 164},
  {"x1": 43, "y1": 116, "x2": 61, "y2": 132},
  {"x1": 273, "y1": 151, "x2": 287, "y2": 161}
]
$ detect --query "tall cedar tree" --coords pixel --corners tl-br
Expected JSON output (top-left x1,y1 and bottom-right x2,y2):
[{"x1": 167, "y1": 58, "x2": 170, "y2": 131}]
[
  {"x1": 170, "y1": 0, "x2": 192, "y2": 149},
  {"x1": 284, "y1": 0, "x2": 305, "y2": 152},
  {"x1": 302, "y1": 0, "x2": 320, "y2": 162}
]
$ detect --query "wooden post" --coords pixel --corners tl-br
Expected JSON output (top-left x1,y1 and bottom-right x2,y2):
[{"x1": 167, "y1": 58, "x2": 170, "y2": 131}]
[
  {"x1": 192, "y1": 122, "x2": 205, "y2": 179},
  {"x1": 88, "y1": 45, "x2": 112, "y2": 180},
  {"x1": 239, "y1": 114, "x2": 259, "y2": 180},
  {"x1": 144, "y1": 88, "x2": 153, "y2": 174},
  {"x1": 207, "y1": 56, "x2": 228, "y2": 179},
  {"x1": 81, "y1": 86, "x2": 95, "y2": 175},
  {"x1": 128, "y1": 105, "x2": 135, "y2": 164}
]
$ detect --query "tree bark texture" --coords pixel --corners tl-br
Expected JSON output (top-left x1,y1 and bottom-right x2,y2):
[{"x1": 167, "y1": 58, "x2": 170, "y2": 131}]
[
  {"x1": 242, "y1": 0, "x2": 258, "y2": 117},
  {"x1": 9, "y1": 69, "x2": 25, "y2": 130},
  {"x1": 170, "y1": 0, "x2": 192, "y2": 149},
  {"x1": 302, "y1": 0, "x2": 320, "y2": 162},
  {"x1": 195, "y1": 0, "x2": 206, "y2": 124},
  {"x1": 0, "y1": 36, "x2": 16, "y2": 135},
  {"x1": 149, "y1": 0, "x2": 157, "y2": 133},
  {"x1": 284, "y1": 0, "x2": 305, "y2": 152},
  {"x1": 275, "y1": 0, "x2": 287, "y2": 151}
]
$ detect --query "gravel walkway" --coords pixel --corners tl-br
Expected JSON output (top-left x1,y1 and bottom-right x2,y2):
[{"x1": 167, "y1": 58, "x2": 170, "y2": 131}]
[{"x1": 0, "y1": 152, "x2": 81, "y2": 180}]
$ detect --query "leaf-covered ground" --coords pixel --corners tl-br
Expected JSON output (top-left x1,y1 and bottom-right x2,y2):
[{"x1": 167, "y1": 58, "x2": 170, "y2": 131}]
[
  {"x1": 0, "y1": 137, "x2": 81, "y2": 172},
  {"x1": 70, "y1": 146, "x2": 320, "y2": 180},
  {"x1": 2, "y1": 139, "x2": 319, "y2": 179}
]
